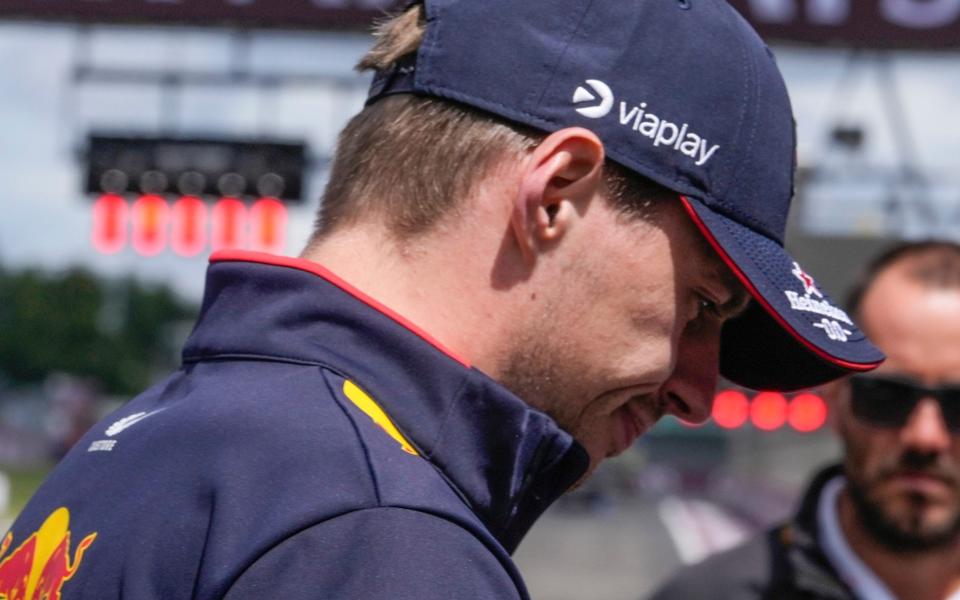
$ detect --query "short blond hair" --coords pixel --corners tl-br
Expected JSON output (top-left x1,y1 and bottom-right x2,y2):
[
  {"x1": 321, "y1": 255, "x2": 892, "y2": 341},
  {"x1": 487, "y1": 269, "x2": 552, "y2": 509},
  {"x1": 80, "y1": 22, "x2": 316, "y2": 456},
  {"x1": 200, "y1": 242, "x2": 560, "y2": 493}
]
[{"x1": 312, "y1": 3, "x2": 671, "y2": 240}]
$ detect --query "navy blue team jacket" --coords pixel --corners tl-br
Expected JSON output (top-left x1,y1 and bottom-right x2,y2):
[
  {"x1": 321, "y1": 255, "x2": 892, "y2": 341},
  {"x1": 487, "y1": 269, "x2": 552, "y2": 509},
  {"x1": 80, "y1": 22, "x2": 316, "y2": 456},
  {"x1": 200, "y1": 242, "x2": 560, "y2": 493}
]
[{"x1": 4, "y1": 251, "x2": 589, "y2": 599}]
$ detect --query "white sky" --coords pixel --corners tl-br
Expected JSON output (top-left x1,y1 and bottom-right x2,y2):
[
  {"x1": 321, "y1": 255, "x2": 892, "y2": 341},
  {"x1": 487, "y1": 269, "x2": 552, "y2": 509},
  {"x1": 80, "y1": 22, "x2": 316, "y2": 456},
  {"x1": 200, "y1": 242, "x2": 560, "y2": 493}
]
[{"x1": 1, "y1": 22, "x2": 958, "y2": 301}]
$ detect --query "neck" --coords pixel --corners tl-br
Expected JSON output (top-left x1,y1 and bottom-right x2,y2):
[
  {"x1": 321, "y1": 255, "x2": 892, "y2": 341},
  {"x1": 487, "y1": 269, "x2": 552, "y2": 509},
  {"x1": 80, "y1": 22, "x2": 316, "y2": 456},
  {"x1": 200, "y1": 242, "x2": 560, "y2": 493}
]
[
  {"x1": 300, "y1": 219, "x2": 526, "y2": 376},
  {"x1": 838, "y1": 489, "x2": 960, "y2": 600}
]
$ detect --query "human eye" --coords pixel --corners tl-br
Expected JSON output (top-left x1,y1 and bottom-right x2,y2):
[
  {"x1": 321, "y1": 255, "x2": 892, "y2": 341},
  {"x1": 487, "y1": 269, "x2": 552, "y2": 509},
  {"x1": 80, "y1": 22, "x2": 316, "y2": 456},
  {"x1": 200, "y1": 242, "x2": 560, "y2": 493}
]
[
  {"x1": 687, "y1": 294, "x2": 720, "y2": 333},
  {"x1": 696, "y1": 295, "x2": 721, "y2": 320}
]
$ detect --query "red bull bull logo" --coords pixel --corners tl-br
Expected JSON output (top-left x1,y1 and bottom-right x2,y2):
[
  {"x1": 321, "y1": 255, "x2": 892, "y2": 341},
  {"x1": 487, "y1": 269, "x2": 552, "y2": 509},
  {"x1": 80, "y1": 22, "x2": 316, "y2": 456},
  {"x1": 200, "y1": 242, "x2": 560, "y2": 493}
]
[{"x1": 0, "y1": 507, "x2": 97, "y2": 600}]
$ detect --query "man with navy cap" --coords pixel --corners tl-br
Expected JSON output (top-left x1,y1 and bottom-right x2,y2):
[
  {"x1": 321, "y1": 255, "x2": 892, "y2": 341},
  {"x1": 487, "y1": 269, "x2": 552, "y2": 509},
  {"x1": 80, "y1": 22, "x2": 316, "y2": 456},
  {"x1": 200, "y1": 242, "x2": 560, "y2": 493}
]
[{"x1": 6, "y1": 1, "x2": 881, "y2": 598}]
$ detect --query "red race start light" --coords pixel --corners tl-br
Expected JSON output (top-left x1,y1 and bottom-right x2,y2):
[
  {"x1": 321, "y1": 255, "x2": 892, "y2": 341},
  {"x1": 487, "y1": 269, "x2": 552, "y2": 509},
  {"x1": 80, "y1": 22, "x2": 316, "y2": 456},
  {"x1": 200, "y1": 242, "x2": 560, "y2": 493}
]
[
  {"x1": 708, "y1": 390, "x2": 828, "y2": 432},
  {"x1": 789, "y1": 393, "x2": 828, "y2": 433},
  {"x1": 712, "y1": 390, "x2": 749, "y2": 429},
  {"x1": 92, "y1": 196, "x2": 288, "y2": 256},
  {"x1": 751, "y1": 392, "x2": 788, "y2": 431},
  {"x1": 249, "y1": 197, "x2": 287, "y2": 254},
  {"x1": 131, "y1": 194, "x2": 169, "y2": 256},
  {"x1": 92, "y1": 193, "x2": 128, "y2": 254},
  {"x1": 211, "y1": 198, "x2": 247, "y2": 251},
  {"x1": 171, "y1": 196, "x2": 207, "y2": 257}
]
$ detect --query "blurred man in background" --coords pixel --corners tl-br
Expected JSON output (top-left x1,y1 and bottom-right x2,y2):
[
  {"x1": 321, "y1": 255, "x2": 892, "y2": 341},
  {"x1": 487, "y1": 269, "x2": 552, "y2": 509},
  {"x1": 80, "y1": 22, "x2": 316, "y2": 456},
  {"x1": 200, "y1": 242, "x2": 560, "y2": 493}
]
[
  {"x1": 650, "y1": 241, "x2": 960, "y2": 600},
  {"x1": 4, "y1": 0, "x2": 883, "y2": 598}
]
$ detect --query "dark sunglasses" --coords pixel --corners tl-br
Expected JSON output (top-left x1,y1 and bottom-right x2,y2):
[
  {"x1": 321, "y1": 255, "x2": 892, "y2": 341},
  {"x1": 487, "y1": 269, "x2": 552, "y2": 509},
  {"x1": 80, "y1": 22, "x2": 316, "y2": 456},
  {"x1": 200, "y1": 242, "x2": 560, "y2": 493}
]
[{"x1": 849, "y1": 375, "x2": 960, "y2": 431}]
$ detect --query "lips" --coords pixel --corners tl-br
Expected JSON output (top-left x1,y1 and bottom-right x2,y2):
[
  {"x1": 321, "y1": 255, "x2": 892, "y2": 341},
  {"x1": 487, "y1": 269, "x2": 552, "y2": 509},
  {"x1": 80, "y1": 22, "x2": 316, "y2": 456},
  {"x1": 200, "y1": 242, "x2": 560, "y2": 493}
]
[
  {"x1": 885, "y1": 470, "x2": 956, "y2": 498},
  {"x1": 609, "y1": 402, "x2": 647, "y2": 457}
]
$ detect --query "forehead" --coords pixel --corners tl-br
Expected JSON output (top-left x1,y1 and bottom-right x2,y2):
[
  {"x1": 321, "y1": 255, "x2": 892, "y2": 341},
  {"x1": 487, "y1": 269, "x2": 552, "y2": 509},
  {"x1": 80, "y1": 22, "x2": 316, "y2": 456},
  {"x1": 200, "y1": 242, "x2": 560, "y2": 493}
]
[
  {"x1": 649, "y1": 199, "x2": 727, "y2": 269},
  {"x1": 860, "y1": 267, "x2": 960, "y2": 384},
  {"x1": 676, "y1": 205, "x2": 749, "y2": 299},
  {"x1": 607, "y1": 198, "x2": 747, "y2": 301}
]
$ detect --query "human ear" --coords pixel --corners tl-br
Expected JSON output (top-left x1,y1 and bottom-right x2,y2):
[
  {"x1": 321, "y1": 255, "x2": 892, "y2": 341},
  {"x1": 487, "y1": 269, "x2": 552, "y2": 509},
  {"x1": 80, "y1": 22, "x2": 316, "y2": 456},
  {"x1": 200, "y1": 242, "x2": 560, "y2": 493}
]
[{"x1": 509, "y1": 127, "x2": 604, "y2": 262}]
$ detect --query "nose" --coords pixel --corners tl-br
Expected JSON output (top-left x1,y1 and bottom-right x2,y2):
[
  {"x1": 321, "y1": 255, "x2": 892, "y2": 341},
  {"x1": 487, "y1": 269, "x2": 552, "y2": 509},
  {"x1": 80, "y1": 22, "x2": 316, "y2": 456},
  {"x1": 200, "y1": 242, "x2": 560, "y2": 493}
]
[
  {"x1": 658, "y1": 324, "x2": 721, "y2": 425},
  {"x1": 900, "y1": 398, "x2": 952, "y2": 454}
]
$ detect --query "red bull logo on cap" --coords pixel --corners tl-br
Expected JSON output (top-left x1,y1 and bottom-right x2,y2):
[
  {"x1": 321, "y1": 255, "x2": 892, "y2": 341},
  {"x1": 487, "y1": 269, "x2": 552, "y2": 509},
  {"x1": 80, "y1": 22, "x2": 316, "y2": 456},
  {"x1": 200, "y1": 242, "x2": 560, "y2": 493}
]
[
  {"x1": 791, "y1": 261, "x2": 822, "y2": 299},
  {"x1": 0, "y1": 507, "x2": 97, "y2": 600}
]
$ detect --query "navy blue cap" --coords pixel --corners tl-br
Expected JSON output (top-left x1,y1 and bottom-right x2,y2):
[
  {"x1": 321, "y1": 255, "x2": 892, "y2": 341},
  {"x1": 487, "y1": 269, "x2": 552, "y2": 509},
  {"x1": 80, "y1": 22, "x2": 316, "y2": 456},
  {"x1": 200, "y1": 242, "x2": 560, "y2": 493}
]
[{"x1": 366, "y1": 0, "x2": 884, "y2": 390}]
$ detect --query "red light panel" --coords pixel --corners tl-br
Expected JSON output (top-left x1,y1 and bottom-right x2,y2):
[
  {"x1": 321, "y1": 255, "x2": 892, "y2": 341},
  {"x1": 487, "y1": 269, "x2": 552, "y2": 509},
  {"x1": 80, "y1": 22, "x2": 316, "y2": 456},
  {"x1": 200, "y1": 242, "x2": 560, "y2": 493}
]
[
  {"x1": 788, "y1": 393, "x2": 828, "y2": 433},
  {"x1": 250, "y1": 197, "x2": 287, "y2": 254},
  {"x1": 712, "y1": 390, "x2": 749, "y2": 429},
  {"x1": 131, "y1": 194, "x2": 169, "y2": 256},
  {"x1": 751, "y1": 392, "x2": 788, "y2": 431},
  {"x1": 171, "y1": 196, "x2": 207, "y2": 256},
  {"x1": 92, "y1": 195, "x2": 291, "y2": 256},
  {"x1": 211, "y1": 198, "x2": 247, "y2": 251},
  {"x1": 92, "y1": 193, "x2": 128, "y2": 254}
]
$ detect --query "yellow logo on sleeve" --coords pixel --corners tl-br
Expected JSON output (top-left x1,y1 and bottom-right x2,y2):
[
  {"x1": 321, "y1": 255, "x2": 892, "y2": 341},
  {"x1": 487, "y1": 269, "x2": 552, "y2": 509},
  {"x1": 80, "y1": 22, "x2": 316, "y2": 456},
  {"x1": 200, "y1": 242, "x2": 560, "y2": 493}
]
[{"x1": 343, "y1": 380, "x2": 419, "y2": 456}]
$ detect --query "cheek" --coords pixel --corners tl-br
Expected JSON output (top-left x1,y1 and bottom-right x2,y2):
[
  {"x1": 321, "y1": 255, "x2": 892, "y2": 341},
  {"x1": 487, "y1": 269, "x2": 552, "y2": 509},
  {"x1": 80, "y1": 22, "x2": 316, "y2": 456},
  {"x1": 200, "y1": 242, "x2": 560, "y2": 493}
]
[
  {"x1": 562, "y1": 293, "x2": 680, "y2": 387},
  {"x1": 842, "y1": 424, "x2": 894, "y2": 482},
  {"x1": 621, "y1": 298, "x2": 682, "y2": 365}
]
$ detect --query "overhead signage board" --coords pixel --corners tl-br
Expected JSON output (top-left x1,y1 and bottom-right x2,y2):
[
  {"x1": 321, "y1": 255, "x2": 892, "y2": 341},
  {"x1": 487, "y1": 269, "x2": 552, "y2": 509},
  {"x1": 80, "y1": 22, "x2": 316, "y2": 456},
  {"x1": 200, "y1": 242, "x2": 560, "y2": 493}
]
[
  {"x1": 0, "y1": 0, "x2": 958, "y2": 48},
  {"x1": 0, "y1": 0, "x2": 397, "y2": 30},
  {"x1": 86, "y1": 135, "x2": 308, "y2": 203},
  {"x1": 727, "y1": 0, "x2": 960, "y2": 49}
]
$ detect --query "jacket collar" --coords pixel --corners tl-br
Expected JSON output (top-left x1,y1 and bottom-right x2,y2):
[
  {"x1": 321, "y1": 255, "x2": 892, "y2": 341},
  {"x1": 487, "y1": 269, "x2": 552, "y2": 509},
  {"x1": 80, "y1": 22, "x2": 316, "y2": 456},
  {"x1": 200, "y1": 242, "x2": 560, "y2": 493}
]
[
  {"x1": 783, "y1": 464, "x2": 856, "y2": 599},
  {"x1": 183, "y1": 251, "x2": 589, "y2": 552}
]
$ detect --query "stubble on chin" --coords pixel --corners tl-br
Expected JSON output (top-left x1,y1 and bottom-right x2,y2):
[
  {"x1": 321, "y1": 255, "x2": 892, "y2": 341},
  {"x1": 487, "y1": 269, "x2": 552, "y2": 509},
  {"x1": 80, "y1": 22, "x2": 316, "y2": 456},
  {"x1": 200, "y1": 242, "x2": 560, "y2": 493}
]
[
  {"x1": 846, "y1": 456, "x2": 960, "y2": 552},
  {"x1": 495, "y1": 337, "x2": 582, "y2": 431},
  {"x1": 493, "y1": 313, "x2": 610, "y2": 448}
]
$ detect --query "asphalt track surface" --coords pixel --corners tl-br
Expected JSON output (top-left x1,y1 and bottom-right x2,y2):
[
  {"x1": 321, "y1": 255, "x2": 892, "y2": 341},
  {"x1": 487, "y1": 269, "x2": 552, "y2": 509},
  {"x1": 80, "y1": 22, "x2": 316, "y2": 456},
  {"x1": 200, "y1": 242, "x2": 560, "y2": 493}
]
[{"x1": 516, "y1": 495, "x2": 754, "y2": 600}]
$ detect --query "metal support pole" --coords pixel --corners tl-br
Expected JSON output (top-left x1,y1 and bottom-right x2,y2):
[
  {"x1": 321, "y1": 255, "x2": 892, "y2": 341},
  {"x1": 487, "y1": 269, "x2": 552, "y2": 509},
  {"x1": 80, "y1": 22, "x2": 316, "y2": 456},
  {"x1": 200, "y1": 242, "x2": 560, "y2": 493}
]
[
  {"x1": 875, "y1": 52, "x2": 935, "y2": 235},
  {"x1": 62, "y1": 25, "x2": 93, "y2": 161}
]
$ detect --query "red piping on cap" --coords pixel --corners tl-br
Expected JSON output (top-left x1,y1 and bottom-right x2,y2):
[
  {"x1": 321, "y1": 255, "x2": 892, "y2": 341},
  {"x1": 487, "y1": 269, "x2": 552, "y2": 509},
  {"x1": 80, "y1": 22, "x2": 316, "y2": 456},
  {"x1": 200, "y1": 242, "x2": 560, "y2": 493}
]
[
  {"x1": 678, "y1": 196, "x2": 881, "y2": 373},
  {"x1": 209, "y1": 250, "x2": 471, "y2": 368}
]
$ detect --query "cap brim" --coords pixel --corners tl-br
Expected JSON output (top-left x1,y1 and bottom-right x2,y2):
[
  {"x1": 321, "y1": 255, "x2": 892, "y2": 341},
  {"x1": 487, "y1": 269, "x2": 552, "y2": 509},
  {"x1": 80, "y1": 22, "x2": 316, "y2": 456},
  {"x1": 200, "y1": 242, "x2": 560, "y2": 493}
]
[{"x1": 679, "y1": 196, "x2": 884, "y2": 391}]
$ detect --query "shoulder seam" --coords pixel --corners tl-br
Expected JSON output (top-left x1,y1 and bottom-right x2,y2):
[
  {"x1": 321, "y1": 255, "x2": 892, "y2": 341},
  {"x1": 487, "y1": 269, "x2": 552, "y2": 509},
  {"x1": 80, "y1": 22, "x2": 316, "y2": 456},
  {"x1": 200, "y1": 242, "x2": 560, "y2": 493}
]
[{"x1": 321, "y1": 369, "x2": 384, "y2": 506}]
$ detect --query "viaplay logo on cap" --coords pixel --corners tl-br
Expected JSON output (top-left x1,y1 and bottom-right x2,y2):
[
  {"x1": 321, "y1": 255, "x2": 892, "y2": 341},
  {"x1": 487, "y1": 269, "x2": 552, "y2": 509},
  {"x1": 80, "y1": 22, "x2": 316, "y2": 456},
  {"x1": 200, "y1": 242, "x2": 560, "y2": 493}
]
[
  {"x1": 572, "y1": 80, "x2": 614, "y2": 119},
  {"x1": 571, "y1": 80, "x2": 721, "y2": 166}
]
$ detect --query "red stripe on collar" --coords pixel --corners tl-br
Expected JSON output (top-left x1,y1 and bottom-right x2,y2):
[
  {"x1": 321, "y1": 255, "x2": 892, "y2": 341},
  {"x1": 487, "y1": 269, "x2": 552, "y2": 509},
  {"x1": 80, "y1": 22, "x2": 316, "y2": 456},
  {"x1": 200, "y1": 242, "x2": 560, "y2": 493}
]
[{"x1": 209, "y1": 250, "x2": 471, "y2": 368}]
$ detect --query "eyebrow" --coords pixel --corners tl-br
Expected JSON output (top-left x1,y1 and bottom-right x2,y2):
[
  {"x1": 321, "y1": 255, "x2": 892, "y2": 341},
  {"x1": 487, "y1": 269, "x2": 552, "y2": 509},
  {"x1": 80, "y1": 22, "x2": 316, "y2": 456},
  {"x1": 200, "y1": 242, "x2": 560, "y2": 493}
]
[{"x1": 714, "y1": 269, "x2": 752, "y2": 320}]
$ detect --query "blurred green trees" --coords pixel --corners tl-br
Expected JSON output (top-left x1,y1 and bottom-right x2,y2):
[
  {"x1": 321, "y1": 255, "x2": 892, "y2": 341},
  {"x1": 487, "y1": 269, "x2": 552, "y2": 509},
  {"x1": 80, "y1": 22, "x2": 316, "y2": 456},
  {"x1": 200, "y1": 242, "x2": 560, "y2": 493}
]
[{"x1": 0, "y1": 266, "x2": 197, "y2": 395}]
